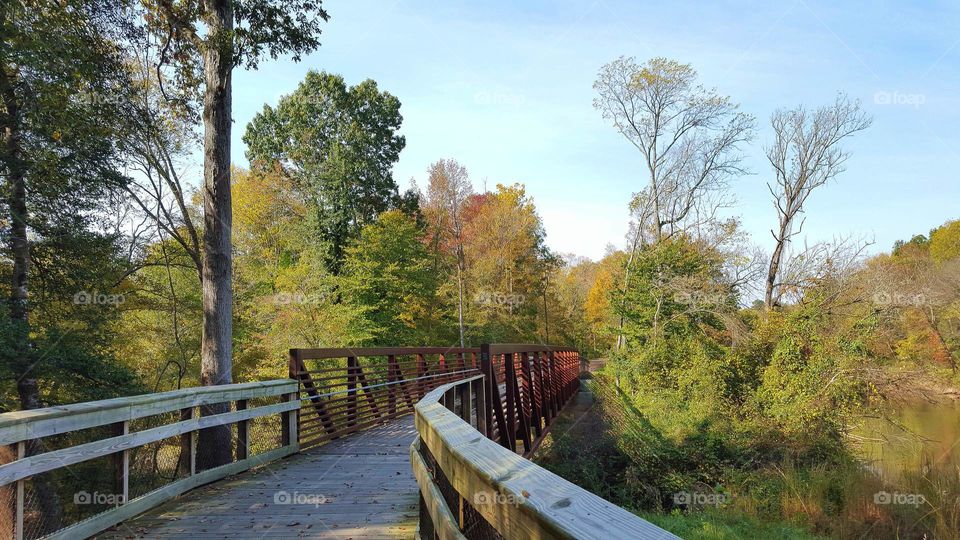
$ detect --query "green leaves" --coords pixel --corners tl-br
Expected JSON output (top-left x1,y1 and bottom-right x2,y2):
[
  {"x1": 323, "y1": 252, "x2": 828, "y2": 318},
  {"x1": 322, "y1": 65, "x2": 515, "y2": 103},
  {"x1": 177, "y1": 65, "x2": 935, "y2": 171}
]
[
  {"x1": 243, "y1": 70, "x2": 406, "y2": 272},
  {"x1": 341, "y1": 210, "x2": 439, "y2": 346}
]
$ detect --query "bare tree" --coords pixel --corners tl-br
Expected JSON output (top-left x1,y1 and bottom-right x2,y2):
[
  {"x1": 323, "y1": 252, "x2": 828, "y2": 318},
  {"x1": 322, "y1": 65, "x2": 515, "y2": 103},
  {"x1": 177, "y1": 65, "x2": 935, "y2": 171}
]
[
  {"x1": 425, "y1": 159, "x2": 473, "y2": 347},
  {"x1": 123, "y1": 60, "x2": 203, "y2": 281},
  {"x1": 776, "y1": 234, "x2": 872, "y2": 307},
  {"x1": 594, "y1": 57, "x2": 753, "y2": 348},
  {"x1": 594, "y1": 56, "x2": 755, "y2": 242},
  {"x1": 764, "y1": 94, "x2": 872, "y2": 308}
]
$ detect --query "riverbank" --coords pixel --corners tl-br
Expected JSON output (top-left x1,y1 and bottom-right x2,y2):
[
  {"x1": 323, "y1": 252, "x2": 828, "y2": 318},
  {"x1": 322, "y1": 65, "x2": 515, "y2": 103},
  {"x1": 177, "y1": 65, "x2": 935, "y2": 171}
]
[
  {"x1": 534, "y1": 371, "x2": 960, "y2": 539},
  {"x1": 863, "y1": 364, "x2": 960, "y2": 404}
]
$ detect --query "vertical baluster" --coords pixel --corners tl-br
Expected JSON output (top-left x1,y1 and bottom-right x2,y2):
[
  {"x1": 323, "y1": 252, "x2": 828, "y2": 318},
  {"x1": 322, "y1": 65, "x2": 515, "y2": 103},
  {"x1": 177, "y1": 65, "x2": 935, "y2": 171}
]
[{"x1": 346, "y1": 356, "x2": 358, "y2": 428}]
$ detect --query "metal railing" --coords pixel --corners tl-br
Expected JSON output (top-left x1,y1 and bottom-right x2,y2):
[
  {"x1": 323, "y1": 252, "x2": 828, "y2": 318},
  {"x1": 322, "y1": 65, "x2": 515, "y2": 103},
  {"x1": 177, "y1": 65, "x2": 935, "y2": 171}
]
[{"x1": 288, "y1": 347, "x2": 481, "y2": 449}]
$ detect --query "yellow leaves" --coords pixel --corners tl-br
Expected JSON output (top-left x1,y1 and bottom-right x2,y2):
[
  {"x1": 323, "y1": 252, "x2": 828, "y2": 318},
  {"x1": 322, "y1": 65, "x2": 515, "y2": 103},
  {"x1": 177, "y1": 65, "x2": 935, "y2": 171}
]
[
  {"x1": 232, "y1": 166, "x2": 305, "y2": 263},
  {"x1": 51, "y1": 130, "x2": 62, "y2": 141},
  {"x1": 929, "y1": 220, "x2": 960, "y2": 263},
  {"x1": 630, "y1": 58, "x2": 696, "y2": 90}
]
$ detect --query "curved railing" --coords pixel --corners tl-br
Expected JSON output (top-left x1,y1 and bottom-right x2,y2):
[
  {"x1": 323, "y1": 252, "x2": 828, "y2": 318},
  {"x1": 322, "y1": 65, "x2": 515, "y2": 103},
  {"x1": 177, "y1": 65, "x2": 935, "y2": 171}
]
[{"x1": 411, "y1": 346, "x2": 678, "y2": 539}]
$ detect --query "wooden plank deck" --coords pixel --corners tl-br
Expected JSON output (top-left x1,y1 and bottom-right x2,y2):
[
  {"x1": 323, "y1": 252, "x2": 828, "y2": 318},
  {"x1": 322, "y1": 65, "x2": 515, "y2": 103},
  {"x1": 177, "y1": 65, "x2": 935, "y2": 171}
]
[{"x1": 96, "y1": 417, "x2": 419, "y2": 539}]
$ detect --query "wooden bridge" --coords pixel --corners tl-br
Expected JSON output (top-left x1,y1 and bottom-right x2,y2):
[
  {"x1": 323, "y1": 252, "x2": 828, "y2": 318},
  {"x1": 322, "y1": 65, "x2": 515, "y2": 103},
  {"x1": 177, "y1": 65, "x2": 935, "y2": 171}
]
[{"x1": 0, "y1": 344, "x2": 677, "y2": 539}]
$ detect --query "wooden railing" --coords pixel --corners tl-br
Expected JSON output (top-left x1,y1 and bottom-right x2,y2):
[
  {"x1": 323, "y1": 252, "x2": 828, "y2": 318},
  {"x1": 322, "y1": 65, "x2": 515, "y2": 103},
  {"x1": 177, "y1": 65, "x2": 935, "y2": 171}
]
[
  {"x1": 0, "y1": 343, "x2": 596, "y2": 539},
  {"x1": 412, "y1": 366, "x2": 678, "y2": 539},
  {"x1": 0, "y1": 380, "x2": 298, "y2": 540}
]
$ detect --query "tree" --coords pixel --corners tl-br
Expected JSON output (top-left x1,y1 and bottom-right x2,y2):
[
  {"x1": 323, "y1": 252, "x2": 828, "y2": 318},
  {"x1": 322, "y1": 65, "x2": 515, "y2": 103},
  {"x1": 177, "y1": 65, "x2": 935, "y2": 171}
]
[
  {"x1": 147, "y1": 0, "x2": 329, "y2": 469},
  {"x1": 594, "y1": 57, "x2": 755, "y2": 243},
  {"x1": 341, "y1": 210, "x2": 439, "y2": 345},
  {"x1": 462, "y1": 184, "x2": 550, "y2": 342},
  {"x1": 0, "y1": 0, "x2": 143, "y2": 529},
  {"x1": 244, "y1": 71, "x2": 406, "y2": 273},
  {"x1": 593, "y1": 56, "x2": 753, "y2": 347},
  {"x1": 422, "y1": 160, "x2": 474, "y2": 347},
  {"x1": 764, "y1": 94, "x2": 871, "y2": 308},
  {"x1": 929, "y1": 220, "x2": 960, "y2": 263},
  {"x1": 230, "y1": 166, "x2": 367, "y2": 378},
  {"x1": 122, "y1": 57, "x2": 203, "y2": 282},
  {"x1": 585, "y1": 251, "x2": 626, "y2": 351}
]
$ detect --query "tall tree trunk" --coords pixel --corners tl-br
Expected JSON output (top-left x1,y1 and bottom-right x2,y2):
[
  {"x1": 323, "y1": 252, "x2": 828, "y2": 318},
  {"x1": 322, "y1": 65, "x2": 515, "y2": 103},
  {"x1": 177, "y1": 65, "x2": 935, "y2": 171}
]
[
  {"x1": 197, "y1": 0, "x2": 235, "y2": 470},
  {"x1": 0, "y1": 43, "x2": 63, "y2": 531},
  {"x1": 616, "y1": 225, "x2": 644, "y2": 350},
  {"x1": 456, "y1": 253, "x2": 466, "y2": 348},
  {"x1": 765, "y1": 226, "x2": 787, "y2": 309}
]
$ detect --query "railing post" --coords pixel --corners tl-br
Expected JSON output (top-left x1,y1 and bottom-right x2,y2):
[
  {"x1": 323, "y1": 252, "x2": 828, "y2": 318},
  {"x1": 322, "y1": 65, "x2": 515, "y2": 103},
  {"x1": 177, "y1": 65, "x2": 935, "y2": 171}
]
[
  {"x1": 290, "y1": 349, "x2": 335, "y2": 436},
  {"x1": 387, "y1": 354, "x2": 398, "y2": 416},
  {"x1": 536, "y1": 351, "x2": 550, "y2": 424},
  {"x1": 15, "y1": 440, "x2": 24, "y2": 540},
  {"x1": 237, "y1": 400, "x2": 249, "y2": 460},
  {"x1": 353, "y1": 362, "x2": 381, "y2": 420},
  {"x1": 521, "y1": 352, "x2": 540, "y2": 438},
  {"x1": 281, "y1": 391, "x2": 298, "y2": 449},
  {"x1": 416, "y1": 353, "x2": 426, "y2": 399},
  {"x1": 503, "y1": 352, "x2": 519, "y2": 452},
  {"x1": 442, "y1": 387, "x2": 455, "y2": 410},
  {"x1": 480, "y1": 344, "x2": 508, "y2": 447},
  {"x1": 111, "y1": 421, "x2": 129, "y2": 505},
  {"x1": 179, "y1": 407, "x2": 196, "y2": 476},
  {"x1": 456, "y1": 381, "x2": 471, "y2": 423},
  {"x1": 530, "y1": 352, "x2": 543, "y2": 437},
  {"x1": 471, "y1": 375, "x2": 486, "y2": 434},
  {"x1": 548, "y1": 350, "x2": 559, "y2": 417}
]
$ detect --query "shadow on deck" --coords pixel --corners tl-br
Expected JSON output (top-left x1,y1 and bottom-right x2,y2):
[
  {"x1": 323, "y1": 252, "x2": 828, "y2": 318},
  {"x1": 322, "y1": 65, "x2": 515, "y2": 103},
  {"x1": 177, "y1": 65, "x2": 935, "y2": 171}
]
[{"x1": 97, "y1": 418, "x2": 418, "y2": 539}]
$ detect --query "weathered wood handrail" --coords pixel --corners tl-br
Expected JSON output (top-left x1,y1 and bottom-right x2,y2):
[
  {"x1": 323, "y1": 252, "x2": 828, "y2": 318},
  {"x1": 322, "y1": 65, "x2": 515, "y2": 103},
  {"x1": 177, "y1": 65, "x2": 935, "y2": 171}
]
[
  {"x1": 0, "y1": 380, "x2": 299, "y2": 540},
  {"x1": 412, "y1": 375, "x2": 678, "y2": 539}
]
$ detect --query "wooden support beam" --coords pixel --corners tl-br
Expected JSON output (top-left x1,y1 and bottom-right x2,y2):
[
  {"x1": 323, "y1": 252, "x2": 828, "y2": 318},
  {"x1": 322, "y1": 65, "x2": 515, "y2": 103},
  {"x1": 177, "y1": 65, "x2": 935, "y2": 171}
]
[{"x1": 236, "y1": 400, "x2": 249, "y2": 460}]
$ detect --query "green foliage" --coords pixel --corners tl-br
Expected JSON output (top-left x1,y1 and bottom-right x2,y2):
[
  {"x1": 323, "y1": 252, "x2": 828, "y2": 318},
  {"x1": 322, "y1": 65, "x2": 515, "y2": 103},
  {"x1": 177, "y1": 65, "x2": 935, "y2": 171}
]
[
  {"x1": 638, "y1": 509, "x2": 824, "y2": 540},
  {"x1": 143, "y1": 0, "x2": 329, "y2": 112},
  {"x1": 342, "y1": 210, "x2": 446, "y2": 345},
  {"x1": 244, "y1": 71, "x2": 407, "y2": 272},
  {"x1": 0, "y1": 0, "x2": 146, "y2": 409}
]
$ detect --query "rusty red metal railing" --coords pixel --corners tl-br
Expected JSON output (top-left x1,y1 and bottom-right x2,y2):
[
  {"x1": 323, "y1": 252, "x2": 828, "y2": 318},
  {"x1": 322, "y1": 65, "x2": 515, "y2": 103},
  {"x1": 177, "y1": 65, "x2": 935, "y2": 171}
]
[
  {"x1": 288, "y1": 344, "x2": 580, "y2": 455},
  {"x1": 479, "y1": 344, "x2": 580, "y2": 456},
  {"x1": 288, "y1": 347, "x2": 480, "y2": 449}
]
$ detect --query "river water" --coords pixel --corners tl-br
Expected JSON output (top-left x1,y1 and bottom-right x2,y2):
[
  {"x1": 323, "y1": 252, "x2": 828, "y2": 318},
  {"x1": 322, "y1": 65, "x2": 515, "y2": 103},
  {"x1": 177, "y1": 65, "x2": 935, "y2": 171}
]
[{"x1": 854, "y1": 399, "x2": 960, "y2": 483}]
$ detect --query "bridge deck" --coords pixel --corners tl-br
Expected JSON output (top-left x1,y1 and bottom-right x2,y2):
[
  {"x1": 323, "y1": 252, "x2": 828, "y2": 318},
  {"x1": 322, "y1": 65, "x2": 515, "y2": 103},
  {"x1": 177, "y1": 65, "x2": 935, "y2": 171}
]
[{"x1": 97, "y1": 417, "x2": 419, "y2": 539}]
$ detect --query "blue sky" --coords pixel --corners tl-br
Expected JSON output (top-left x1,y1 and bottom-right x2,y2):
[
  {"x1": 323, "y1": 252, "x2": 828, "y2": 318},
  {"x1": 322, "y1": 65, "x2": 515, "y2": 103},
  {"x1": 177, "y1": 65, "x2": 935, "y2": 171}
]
[{"x1": 231, "y1": 0, "x2": 960, "y2": 261}]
